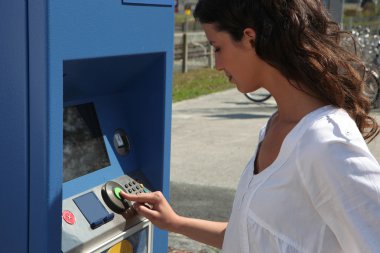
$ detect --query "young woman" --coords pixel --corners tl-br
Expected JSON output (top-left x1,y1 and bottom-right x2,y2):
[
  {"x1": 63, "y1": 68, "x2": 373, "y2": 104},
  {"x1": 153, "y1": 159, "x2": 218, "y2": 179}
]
[{"x1": 121, "y1": 0, "x2": 380, "y2": 252}]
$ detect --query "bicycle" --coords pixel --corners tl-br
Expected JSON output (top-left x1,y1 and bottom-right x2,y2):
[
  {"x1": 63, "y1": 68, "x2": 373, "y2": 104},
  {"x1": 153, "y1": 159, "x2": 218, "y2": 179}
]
[
  {"x1": 244, "y1": 70, "x2": 379, "y2": 105},
  {"x1": 244, "y1": 88, "x2": 272, "y2": 103},
  {"x1": 363, "y1": 68, "x2": 380, "y2": 105},
  {"x1": 350, "y1": 26, "x2": 380, "y2": 106}
]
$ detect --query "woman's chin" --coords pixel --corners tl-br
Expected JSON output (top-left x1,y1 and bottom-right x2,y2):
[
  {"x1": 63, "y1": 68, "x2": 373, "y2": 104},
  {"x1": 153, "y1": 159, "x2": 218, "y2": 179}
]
[
  {"x1": 235, "y1": 84, "x2": 260, "y2": 94},
  {"x1": 236, "y1": 85, "x2": 251, "y2": 94}
]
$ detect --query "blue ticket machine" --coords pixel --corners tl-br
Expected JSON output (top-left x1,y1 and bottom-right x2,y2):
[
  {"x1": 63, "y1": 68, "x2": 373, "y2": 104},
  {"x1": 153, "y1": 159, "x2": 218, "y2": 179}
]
[{"x1": 0, "y1": 1, "x2": 173, "y2": 253}]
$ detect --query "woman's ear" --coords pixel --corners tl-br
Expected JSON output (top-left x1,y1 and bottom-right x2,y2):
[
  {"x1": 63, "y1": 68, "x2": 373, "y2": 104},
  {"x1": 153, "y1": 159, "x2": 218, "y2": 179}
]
[
  {"x1": 243, "y1": 28, "x2": 256, "y2": 39},
  {"x1": 243, "y1": 28, "x2": 256, "y2": 48}
]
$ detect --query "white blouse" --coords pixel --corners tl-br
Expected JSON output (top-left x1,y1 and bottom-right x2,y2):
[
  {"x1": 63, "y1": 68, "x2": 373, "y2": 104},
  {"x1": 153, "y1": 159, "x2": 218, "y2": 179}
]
[{"x1": 222, "y1": 105, "x2": 380, "y2": 253}]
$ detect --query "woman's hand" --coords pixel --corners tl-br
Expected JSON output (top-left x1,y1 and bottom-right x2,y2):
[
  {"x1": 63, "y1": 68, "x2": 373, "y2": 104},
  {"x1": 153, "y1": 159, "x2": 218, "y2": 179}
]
[
  {"x1": 120, "y1": 191, "x2": 180, "y2": 231},
  {"x1": 121, "y1": 190, "x2": 227, "y2": 248}
]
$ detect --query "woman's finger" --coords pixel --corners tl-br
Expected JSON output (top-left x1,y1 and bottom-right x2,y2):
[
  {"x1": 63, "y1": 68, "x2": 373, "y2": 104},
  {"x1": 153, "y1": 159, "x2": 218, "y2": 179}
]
[
  {"x1": 120, "y1": 191, "x2": 161, "y2": 204},
  {"x1": 133, "y1": 202, "x2": 157, "y2": 219}
]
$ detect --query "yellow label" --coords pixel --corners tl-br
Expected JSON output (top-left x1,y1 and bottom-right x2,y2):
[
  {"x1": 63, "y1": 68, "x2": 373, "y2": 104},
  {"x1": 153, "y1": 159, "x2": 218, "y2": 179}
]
[{"x1": 107, "y1": 240, "x2": 133, "y2": 253}]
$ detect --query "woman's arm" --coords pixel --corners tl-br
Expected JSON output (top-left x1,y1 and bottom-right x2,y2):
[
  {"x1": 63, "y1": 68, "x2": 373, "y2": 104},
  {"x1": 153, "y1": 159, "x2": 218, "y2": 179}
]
[{"x1": 120, "y1": 191, "x2": 227, "y2": 249}]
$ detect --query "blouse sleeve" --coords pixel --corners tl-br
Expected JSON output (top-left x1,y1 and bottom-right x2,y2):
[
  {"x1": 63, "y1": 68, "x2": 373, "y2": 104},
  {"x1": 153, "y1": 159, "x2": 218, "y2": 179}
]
[{"x1": 296, "y1": 129, "x2": 380, "y2": 252}]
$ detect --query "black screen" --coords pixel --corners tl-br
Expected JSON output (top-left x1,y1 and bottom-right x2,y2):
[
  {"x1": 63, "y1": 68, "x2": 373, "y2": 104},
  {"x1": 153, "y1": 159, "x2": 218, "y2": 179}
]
[{"x1": 63, "y1": 103, "x2": 111, "y2": 182}]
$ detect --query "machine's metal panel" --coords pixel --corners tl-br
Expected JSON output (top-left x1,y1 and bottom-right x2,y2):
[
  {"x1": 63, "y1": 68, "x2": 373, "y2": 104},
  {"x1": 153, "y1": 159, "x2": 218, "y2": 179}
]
[
  {"x1": 62, "y1": 175, "x2": 150, "y2": 253},
  {"x1": 91, "y1": 220, "x2": 152, "y2": 253},
  {"x1": 0, "y1": 2, "x2": 29, "y2": 252}
]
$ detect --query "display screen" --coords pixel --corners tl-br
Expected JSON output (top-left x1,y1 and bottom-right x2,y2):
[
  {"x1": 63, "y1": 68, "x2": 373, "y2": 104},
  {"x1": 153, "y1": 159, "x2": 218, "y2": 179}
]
[{"x1": 63, "y1": 103, "x2": 110, "y2": 182}]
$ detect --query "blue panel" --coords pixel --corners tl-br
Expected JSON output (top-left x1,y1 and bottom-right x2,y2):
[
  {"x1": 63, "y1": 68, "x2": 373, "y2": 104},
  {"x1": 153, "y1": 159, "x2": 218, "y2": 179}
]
[
  {"x1": 0, "y1": 2, "x2": 29, "y2": 253},
  {"x1": 28, "y1": 0, "x2": 63, "y2": 252},
  {"x1": 62, "y1": 53, "x2": 163, "y2": 101},
  {"x1": 49, "y1": 0, "x2": 174, "y2": 60},
  {"x1": 122, "y1": 0, "x2": 173, "y2": 6}
]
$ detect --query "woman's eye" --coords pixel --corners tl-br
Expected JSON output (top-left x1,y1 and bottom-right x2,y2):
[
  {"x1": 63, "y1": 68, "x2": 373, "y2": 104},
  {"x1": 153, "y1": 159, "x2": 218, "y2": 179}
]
[{"x1": 214, "y1": 47, "x2": 221, "y2": 53}]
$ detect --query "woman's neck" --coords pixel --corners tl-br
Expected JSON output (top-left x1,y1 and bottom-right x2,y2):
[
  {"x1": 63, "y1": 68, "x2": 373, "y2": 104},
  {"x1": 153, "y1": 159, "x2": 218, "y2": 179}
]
[{"x1": 264, "y1": 69, "x2": 327, "y2": 124}]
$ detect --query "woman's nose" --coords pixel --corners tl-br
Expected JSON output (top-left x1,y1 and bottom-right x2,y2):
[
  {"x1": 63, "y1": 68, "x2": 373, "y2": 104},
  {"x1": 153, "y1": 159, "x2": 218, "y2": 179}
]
[{"x1": 214, "y1": 56, "x2": 223, "y2": 71}]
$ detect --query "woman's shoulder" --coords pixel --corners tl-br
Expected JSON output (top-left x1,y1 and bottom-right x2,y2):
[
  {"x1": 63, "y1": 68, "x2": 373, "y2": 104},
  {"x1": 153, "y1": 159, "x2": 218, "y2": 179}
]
[
  {"x1": 302, "y1": 106, "x2": 363, "y2": 145},
  {"x1": 295, "y1": 106, "x2": 370, "y2": 161},
  {"x1": 295, "y1": 107, "x2": 378, "y2": 183}
]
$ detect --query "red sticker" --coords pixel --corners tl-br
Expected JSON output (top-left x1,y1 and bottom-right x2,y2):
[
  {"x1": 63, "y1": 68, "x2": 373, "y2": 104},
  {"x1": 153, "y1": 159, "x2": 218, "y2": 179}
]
[{"x1": 62, "y1": 210, "x2": 76, "y2": 225}]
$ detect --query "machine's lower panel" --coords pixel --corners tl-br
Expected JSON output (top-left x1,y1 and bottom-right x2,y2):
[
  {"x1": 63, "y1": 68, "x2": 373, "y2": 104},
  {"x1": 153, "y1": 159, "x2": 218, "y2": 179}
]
[
  {"x1": 62, "y1": 175, "x2": 153, "y2": 253},
  {"x1": 97, "y1": 223, "x2": 151, "y2": 253}
]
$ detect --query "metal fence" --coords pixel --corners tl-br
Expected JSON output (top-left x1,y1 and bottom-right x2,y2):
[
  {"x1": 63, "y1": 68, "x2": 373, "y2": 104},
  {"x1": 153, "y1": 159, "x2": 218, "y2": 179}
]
[
  {"x1": 173, "y1": 15, "x2": 380, "y2": 73},
  {"x1": 174, "y1": 31, "x2": 215, "y2": 73},
  {"x1": 175, "y1": 19, "x2": 202, "y2": 33},
  {"x1": 343, "y1": 15, "x2": 380, "y2": 33}
]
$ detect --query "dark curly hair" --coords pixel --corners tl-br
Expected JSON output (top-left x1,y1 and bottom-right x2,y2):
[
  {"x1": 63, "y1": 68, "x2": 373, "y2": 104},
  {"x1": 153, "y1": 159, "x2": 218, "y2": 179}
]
[{"x1": 194, "y1": 0, "x2": 379, "y2": 142}]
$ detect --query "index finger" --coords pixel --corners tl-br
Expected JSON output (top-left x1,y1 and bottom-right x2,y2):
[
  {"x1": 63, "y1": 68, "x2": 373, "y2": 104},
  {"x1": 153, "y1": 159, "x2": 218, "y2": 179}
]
[{"x1": 120, "y1": 191, "x2": 160, "y2": 204}]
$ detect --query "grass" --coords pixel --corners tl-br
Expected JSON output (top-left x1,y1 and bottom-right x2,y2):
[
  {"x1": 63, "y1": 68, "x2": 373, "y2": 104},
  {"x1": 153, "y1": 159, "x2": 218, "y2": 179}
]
[
  {"x1": 172, "y1": 68, "x2": 233, "y2": 102},
  {"x1": 175, "y1": 14, "x2": 194, "y2": 24}
]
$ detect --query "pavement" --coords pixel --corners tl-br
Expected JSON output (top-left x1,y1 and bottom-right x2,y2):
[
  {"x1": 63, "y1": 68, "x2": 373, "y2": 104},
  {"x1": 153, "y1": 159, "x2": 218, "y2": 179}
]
[{"x1": 167, "y1": 88, "x2": 380, "y2": 252}]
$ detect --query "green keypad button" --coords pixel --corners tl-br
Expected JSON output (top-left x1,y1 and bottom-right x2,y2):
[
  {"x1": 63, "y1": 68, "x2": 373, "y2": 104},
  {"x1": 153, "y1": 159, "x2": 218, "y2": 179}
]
[{"x1": 114, "y1": 187, "x2": 122, "y2": 200}]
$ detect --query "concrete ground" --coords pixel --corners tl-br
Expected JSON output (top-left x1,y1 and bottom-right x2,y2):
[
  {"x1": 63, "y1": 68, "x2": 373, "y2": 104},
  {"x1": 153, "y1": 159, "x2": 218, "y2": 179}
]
[{"x1": 168, "y1": 88, "x2": 380, "y2": 252}]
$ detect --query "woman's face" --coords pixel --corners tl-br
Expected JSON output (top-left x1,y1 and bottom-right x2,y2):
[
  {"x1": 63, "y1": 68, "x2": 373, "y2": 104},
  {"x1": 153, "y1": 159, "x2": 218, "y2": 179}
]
[{"x1": 202, "y1": 23, "x2": 267, "y2": 93}]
